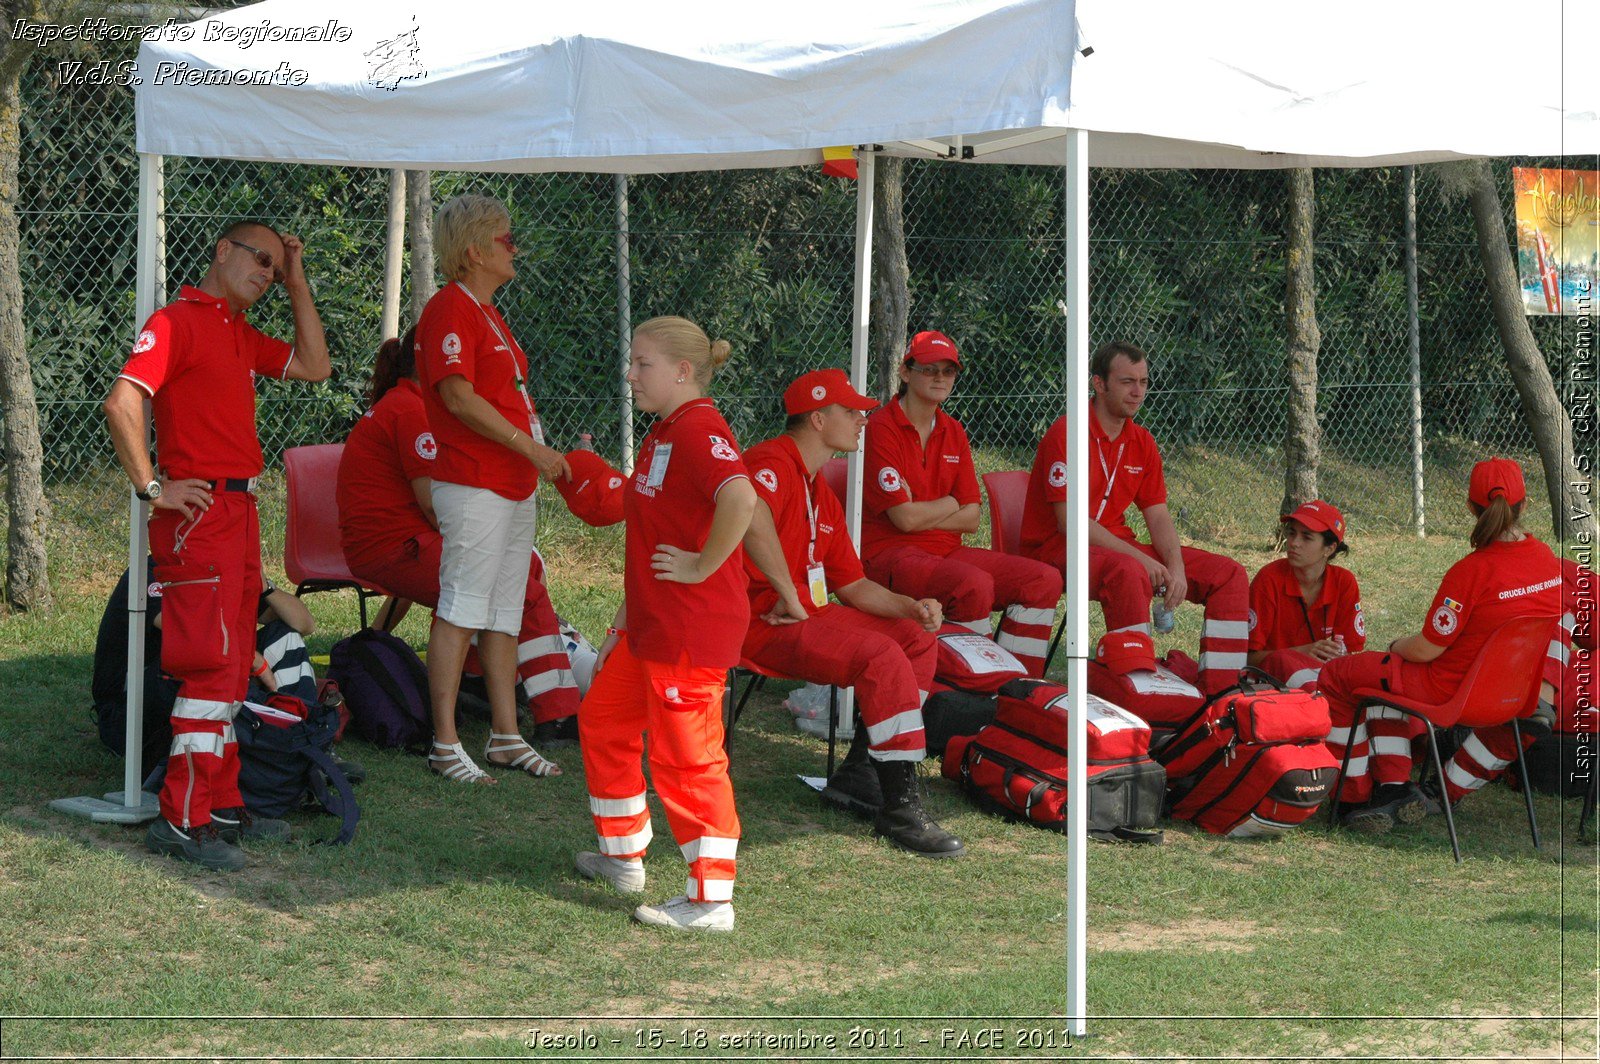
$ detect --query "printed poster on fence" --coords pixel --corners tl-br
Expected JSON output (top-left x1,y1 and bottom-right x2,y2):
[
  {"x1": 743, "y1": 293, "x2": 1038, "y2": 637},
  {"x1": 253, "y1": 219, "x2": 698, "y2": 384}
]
[{"x1": 1512, "y1": 167, "x2": 1599, "y2": 316}]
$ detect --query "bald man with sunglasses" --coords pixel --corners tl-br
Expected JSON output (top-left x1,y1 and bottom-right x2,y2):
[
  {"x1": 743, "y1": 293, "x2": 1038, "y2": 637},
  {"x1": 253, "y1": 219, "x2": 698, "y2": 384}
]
[{"x1": 104, "y1": 219, "x2": 329, "y2": 871}]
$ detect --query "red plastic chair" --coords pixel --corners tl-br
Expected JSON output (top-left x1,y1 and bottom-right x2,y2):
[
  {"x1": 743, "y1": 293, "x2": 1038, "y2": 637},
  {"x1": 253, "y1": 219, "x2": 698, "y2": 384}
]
[
  {"x1": 724, "y1": 658, "x2": 844, "y2": 777},
  {"x1": 981, "y1": 469, "x2": 1066, "y2": 668},
  {"x1": 821, "y1": 456, "x2": 848, "y2": 502},
  {"x1": 283, "y1": 443, "x2": 389, "y2": 629},
  {"x1": 1329, "y1": 614, "x2": 1560, "y2": 862}
]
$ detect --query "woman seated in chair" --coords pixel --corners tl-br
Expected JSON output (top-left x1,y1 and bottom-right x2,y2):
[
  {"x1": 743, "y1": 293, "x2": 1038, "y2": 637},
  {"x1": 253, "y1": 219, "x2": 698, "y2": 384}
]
[
  {"x1": 1247, "y1": 500, "x2": 1365, "y2": 689},
  {"x1": 1316, "y1": 458, "x2": 1561, "y2": 834},
  {"x1": 336, "y1": 330, "x2": 582, "y2": 766}
]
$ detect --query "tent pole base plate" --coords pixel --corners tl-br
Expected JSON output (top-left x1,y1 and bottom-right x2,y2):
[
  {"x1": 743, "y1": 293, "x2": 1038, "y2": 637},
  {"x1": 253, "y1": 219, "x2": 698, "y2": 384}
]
[{"x1": 50, "y1": 791, "x2": 161, "y2": 824}]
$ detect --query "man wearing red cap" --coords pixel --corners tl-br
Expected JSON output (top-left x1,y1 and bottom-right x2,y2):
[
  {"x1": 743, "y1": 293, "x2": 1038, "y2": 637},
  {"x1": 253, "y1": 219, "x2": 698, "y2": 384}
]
[
  {"x1": 861, "y1": 331, "x2": 1063, "y2": 678},
  {"x1": 1020, "y1": 341, "x2": 1249, "y2": 696},
  {"x1": 1318, "y1": 457, "x2": 1561, "y2": 832},
  {"x1": 1247, "y1": 500, "x2": 1366, "y2": 689},
  {"x1": 104, "y1": 220, "x2": 329, "y2": 870},
  {"x1": 740, "y1": 369, "x2": 964, "y2": 857}
]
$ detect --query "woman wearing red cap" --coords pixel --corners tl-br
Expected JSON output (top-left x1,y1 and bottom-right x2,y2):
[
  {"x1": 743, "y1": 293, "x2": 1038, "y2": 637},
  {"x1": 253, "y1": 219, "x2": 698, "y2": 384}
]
[
  {"x1": 574, "y1": 315, "x2": 756, "y2": 933},
  {"x1": 1247, "y1": 500, "x2": 1365, "y2": 688},
  {"x1": 860, "y1": 330, "x2": 1063, "y2": 677},
  {"x1": 1316, "y1": 458, "x2": 1561, "y2": 834},
  {"x1": 338, "y1": 324, "x2": 582, "y2": 770}
]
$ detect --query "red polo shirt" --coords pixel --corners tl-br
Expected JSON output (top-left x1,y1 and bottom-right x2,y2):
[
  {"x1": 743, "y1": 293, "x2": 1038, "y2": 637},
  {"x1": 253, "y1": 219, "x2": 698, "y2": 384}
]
[
  {"x1": 1422, "y1": 536, "x2": 1561, "y2": 695},
  {"x1": 337, "y1": 379, "x2": 436, "y2": 569},
  {"x1": 861, "y1": 397, "x2": 981, "y2": 563},
  {"x1": 1248, "y1": 558, "x2": 1367, "y2": 654},
  {"x1": 742, "y1": 434, "x2": 867, "y2": 618},
  {"x1": 1022, "y1": 415, "x2": 1068, "y2": 557},
  {"x1": 116, "y1": 285, "x2": 293, "y2": 480},
  {"x1": 416, "y1": 281, "x2": 537, "y2": 500},
  {"x1": 625, "y1": 398, "x2": 751, "y2": 668},
  {"x1": 1089, "y1": 410, "x2": 1165, "y2": 544}
]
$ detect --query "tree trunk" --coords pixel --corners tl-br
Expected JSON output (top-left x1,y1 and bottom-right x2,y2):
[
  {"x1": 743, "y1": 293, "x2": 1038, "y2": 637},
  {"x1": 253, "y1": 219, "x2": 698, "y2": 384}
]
[
  {"x1": 1281, "y1": 168, "x2": 1320, "y2": 514},
  {"x1": 870, "y1": 156, "x2": 910, "y2": 402},
  {"x1": 405, "y1": 169, "x2": 435, "y2": 322},
  {"x1": 0, "y1": 6, "x2": 52, "y2": 612},
  {"x1": 1461, "y1": 158, "x2": 1598, "y2": 544}
]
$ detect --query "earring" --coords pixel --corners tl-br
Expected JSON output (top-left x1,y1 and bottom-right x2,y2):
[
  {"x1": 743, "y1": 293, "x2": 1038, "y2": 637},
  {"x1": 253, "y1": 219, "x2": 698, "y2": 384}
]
[{"x1": 676, "y1": 376, "x2": 685, "y2": 384}]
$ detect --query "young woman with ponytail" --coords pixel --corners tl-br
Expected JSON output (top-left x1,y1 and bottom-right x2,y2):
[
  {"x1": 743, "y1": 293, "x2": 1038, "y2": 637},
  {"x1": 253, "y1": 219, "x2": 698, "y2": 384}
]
[
  {"x1": 574, "y1": 316, "x2": 756, "y2": 933},
  {"x1": 1315, "y1": 458, "x2": 1561, "y2": 833}
]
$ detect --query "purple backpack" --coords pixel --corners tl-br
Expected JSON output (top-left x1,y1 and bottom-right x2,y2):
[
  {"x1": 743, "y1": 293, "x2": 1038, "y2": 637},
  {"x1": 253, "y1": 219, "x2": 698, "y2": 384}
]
[{"x1": 328, "y1": 629, "x2": 431, "y2": 751}]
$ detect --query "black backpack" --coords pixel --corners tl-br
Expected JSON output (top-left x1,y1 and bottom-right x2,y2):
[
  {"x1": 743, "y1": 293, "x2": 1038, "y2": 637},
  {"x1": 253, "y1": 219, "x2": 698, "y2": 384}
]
[
  {"x1": 328, "y1": 629, "x2": 432, "y2": 751},
  {"x1": 234, "y1": 696, "x2": 360, "y2": 844}
]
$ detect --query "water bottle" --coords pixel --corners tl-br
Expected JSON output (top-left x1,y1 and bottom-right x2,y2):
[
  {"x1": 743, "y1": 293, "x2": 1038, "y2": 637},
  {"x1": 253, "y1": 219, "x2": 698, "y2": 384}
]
[
  {"x1": 576, "y1": 432, "x2": 596, "y2": 452},
  {"x1": 1151, "y1": 587, "x2": 1177, "y2": 634}
]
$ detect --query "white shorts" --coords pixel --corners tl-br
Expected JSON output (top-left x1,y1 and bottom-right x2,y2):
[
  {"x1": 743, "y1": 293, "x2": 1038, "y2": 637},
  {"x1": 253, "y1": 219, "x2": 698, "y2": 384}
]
[{"x1": 432, "y1": 481, "x2": 537, "y2": 635}]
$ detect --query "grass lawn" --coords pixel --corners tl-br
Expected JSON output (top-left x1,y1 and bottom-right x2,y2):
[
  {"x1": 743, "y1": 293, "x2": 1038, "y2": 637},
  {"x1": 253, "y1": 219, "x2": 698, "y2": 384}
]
[{"x1": 1, "y1": 451, "x2": 1596, "y2": 1060}]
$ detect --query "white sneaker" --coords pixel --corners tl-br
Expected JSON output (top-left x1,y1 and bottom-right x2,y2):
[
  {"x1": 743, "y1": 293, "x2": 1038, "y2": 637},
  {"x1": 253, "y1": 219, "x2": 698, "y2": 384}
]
[
  {"x1": 632, "y1": 895, "x2": 735, "y2": 933},
  {"x1": 575, "y1": 851, "x2": 646, "y2": 894}
]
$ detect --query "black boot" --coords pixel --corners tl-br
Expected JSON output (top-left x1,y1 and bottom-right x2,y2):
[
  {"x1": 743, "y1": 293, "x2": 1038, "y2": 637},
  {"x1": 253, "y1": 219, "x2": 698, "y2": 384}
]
[
  {"x1": 820, "y1": 725, "x2": 882, "y2": 818},
  {"x1": 872, "y1": 760, "x2": 965, "y2": 858}
]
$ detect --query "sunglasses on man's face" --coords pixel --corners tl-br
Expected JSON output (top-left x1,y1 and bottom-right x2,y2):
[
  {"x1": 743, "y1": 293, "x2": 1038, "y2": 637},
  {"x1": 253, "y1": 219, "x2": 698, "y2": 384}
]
[{"x1": 228, "y1": 239, "x2": 284, "y2": 284}]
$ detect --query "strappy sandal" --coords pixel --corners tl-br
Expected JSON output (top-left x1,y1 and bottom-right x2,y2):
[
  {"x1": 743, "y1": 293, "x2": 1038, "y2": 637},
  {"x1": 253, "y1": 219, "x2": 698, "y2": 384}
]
[
  {"x1": 429, "y1": 741, "x2": 496, "y2": 784},
  {"x1": 484, "y1": 732, "x2": 562, "y2": 777}
]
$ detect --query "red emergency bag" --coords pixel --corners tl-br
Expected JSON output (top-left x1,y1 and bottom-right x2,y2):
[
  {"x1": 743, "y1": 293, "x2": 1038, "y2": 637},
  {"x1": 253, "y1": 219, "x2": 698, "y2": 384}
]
[
  {"x1": 933, "y1": 623, "x2": 1028, "y2": 693},
  {"x1": 1086, "y1": 656, "x2": 1206, "y2": 740},
  {"x1": 944, "y1": 679, "x2": 1165, "y2": 842},
  {"x1": 1156, "y1": 669, "x2": 1337, "y2": 838}
]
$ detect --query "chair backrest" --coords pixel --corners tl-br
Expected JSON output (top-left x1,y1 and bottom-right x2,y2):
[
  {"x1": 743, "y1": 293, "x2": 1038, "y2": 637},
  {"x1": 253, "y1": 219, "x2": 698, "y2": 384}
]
[
  {"x1": 982, "y1": 470, "x2": 1030, "y2": 556},
  {"x1": 1445, "y1": 614, "x2": 1562, "y2": 729},
  {"x1": 821, "y1": 457, "x2": 848, "y2": 501},
  {"x1": 283, "y1": 443, "x2": 358, "y2": 588}
]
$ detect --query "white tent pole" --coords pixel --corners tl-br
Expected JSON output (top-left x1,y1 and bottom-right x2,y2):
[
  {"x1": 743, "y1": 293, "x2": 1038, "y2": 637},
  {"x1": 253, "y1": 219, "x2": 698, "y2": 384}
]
[
  {"x1": 380, "y1": 169, "x2": 406, "y2": 339},
  {"x1": 1063, "y1": 127, "x2": 1090, "y2": 1037},
  {"x1": 615, "y1": 174, "x2": 635, "y2": 475},
  {"x1": 843, "y1": 148, "x2": 876, "y2": 734},
  {"x1": 124, "y1": 152, "x2": 165, "y2": 807}
]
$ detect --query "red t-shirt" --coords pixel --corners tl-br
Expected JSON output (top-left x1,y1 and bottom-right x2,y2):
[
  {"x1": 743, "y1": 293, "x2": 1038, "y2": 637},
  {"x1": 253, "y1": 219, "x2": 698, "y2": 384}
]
[
  {"x1": 624, "y1": 399, "x2": 751, "y2": 668},
  {"x1": 1022, "y1": 415, "x2": 1068, "y2": 558},
  {"x1": 1088, "y1": 410, "x2": 1166, "y2": 544},
  {"x1": 861, "y1": 397, "x2": 981, "y2": 563},
  {"x1": 415, "y1": 282, "x2": 537, "y2": 500},
  {"x1": 1421, "y1": 536, "x2": 1561, "y2": 695},
  {"x1": 742, "y1": 434, "x2": 867, "y2": 619},
  {"x1": 337, "y1": 379, "x2": 436, "y2": 568},
  {"x1": 116, "y1": 285, "x2": 293, "y2": 480},
  {"x1": 1248, "y1": 558, "x2": 1367, "y2": 654}
]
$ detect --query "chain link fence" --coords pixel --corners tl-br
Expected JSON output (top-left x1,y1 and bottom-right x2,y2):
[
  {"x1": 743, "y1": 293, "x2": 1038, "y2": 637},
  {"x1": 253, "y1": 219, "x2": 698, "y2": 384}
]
[{"x1": 6, "y1": 32, "x2": 1582, "y2": 582}]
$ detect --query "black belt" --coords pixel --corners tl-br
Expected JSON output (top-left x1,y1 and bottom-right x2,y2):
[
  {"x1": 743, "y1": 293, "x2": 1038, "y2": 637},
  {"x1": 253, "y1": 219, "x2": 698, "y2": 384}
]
[{"x1": 206, "y1": 477, "x2": 259, "y2": 493}]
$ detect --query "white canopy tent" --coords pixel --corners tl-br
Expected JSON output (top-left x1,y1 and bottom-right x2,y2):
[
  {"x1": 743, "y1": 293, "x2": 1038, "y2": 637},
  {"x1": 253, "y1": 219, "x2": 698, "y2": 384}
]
[{"x1": 79, "y1": 0, "x2": 1595, "y2": 1032}]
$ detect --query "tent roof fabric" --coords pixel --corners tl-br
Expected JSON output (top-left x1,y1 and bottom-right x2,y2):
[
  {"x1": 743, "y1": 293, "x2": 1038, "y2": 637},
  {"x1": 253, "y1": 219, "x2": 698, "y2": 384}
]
[{"x1": 135, "y1": 0, "x2": 1597, "y2": 172}]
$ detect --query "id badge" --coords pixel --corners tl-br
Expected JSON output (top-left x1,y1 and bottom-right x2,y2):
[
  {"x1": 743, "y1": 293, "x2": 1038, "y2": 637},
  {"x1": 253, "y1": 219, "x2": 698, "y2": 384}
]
[
  {"x1": 529, "y1": 414, "x2": 546, "y2": 446},
  {"x1": 806, "y1": 562, "x2": 828, "y2": 608},
  {"x1": 646, "y1": 443, "x2": 673, "y2": 489}
]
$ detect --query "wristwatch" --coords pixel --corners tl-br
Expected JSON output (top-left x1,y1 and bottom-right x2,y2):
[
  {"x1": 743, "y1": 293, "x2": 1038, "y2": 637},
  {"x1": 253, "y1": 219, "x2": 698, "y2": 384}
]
[{"x1": 135, "y1": 479, "x2": 162, "y2": 502}]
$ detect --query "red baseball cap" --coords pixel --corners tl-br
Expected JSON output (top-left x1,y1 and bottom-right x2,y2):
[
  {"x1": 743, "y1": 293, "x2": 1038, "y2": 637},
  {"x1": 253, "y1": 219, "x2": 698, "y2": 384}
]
[
  {"x1": 1096, "y1": 631, "x2": 1157, "y2": 675},
  {"x1": 553, "y1": 450, "x2": 625, "y2": 527},
  {"x1": 1281, "y1": 499, "x2": 1347, "y2": 543},
  {"x1": 783, "y1": 368, "x2": 879, "y2": 417},
  {"x1": 1469, "y1": 457, "x2": 1526, "y2": 509},
  {"x1": 905, "y1": 330, "x2": 962, "y2": 367}
]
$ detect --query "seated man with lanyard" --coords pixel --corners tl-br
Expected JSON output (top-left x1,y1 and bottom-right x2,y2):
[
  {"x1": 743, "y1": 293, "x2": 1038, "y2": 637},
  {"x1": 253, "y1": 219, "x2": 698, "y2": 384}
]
[
  {"x1": 740, "y1": 369, "x2": 964, "y2": 858},
  {"x1": 1021, "y1": 341, "x2": 1249, "y2": 696}
]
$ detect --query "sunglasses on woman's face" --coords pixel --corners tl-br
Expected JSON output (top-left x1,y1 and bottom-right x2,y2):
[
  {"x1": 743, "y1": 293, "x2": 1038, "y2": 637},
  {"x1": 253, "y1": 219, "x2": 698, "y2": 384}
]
[{"x1": 494, "y1": 232, "x2": 517, "y2": 255}]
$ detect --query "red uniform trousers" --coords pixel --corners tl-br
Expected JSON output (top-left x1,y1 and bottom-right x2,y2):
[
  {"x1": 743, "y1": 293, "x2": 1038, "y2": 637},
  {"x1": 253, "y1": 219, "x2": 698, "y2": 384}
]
[
  {"x1": 148, "y1": 493, "x2": 260, "y2": 828},
  {"x1": 348, "y1": 532, "x2": 579, "y2": 725},
  {"x1": 1316, "y1": 651, "x2": 1449, "y2": 804},
  {"x1": 1091, "y1": 543, "x2": 1249, "y2": 696},
  {"x1": 1442, "y1": 649, "x2": 1595, "y2": 803},
  {"x1": 578, "y1": 638, "x2": 740, "y2": 903},
  {"x1": 742, "y1": 604, "x2": 934, "y2": 762},
  {"x1": 865, "y1": 544, "x2": 1061, "y2": 677},
  {"x1": 1255, "y1": 648, "x2": 1326, "y2": 691}
]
